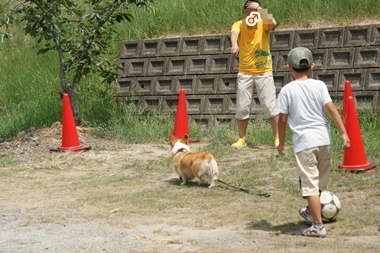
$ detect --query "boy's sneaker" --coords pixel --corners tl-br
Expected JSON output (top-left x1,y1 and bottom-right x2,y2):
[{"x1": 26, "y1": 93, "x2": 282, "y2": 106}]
[
  {"x1": 302, "y1": 225, "x2": 326, "y2": 237},
  {"x1": 299, "y1": 206, "x2": 313, "y2": 225},
  {"x1": 231, "y1": 138, "x2": 247, "y2": 148},
  {"x1": 274, "y1": 138, "x2": 280, "y2": 147}
]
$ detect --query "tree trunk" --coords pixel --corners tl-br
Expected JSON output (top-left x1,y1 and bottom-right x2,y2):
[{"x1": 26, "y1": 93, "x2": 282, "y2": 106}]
[{"x1": 67, "y1": 90, "x2": 80, "y2": 126}]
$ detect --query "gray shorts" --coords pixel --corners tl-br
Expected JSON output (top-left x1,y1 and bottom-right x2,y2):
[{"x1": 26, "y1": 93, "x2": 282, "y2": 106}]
[
  {"x1": 295, "y1": 145, "x2": 332, "y2": 197},
  {"x1": 235, "y1": 73, "x2": 279, "y2": 120}
]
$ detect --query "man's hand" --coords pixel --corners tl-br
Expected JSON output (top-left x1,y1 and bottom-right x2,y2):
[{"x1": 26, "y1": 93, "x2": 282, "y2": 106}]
[{"x1": 231, "y1": 45, "x2": 239, "y2": 56}]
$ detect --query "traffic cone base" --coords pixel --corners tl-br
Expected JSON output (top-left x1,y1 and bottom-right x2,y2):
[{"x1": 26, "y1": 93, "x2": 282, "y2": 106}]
[
  {"x1": 50, "y1": 93, "x2": 91, "y2": 153},
  {"x1": 50, "y1": 145, "x2": 92, "y2": 153},
  {"x1": 339, "y1": 163, "x2": 376, "y2": 174}
]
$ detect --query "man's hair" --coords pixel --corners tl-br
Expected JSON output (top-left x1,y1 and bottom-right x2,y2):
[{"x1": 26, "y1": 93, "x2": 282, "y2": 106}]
[{"x1": 243, "y1": 0, "x2": 262, "y2": 9}]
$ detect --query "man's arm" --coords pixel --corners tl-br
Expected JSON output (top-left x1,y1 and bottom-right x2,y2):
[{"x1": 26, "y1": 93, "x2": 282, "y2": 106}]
[
  {"x1": 230, "y1": 30, "x2": 239, "y2": 56},
  {"x1": 257, "y1": 7, "x2": 277, "y2": 30}
]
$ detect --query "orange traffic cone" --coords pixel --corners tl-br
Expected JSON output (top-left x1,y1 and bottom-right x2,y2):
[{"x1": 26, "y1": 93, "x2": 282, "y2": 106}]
[
  {"x1": 339, "y1": 96, "x2": 376, "y2": 173},
  {"x1": 50, "y1": 94, "x2": 92, "y2": 153},
  {"x1": 172, "y1": 89, "x2": 191, "y2": 141}
]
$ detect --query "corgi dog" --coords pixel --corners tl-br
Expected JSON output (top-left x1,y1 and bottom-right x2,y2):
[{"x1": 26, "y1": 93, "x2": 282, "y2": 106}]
[{"x1": 168, "y1": 134, "x2": 219, "y2": 188}]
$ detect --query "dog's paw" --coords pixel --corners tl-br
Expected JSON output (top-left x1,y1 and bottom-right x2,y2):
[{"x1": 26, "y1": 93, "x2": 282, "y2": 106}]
[{"x1": 180, "y1": 181, "x2": 186, "y2": 186}]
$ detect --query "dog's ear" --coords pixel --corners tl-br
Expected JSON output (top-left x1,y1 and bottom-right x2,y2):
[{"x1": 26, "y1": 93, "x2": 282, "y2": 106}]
[
  {"x1": 168, "y1": 135, "x2": 177, "y2": 145},
  {"x1": 182, "y1": 134, "x2": 190, "y2": 144}
]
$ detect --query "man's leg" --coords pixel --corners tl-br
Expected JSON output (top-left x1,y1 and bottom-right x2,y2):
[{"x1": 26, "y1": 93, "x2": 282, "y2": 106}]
[
  {"x1": 237, "y1": 118, "x2": 249, "y2": 140},
  {"x1": 232, "y1": 73, "x2": 253, "y2": 148},
  {"x1": 254, "y1": 74, "x2": 279, "y2": 146},
  {"x1": 269, "y1": 114, "x2": 279, "y2": 140}
]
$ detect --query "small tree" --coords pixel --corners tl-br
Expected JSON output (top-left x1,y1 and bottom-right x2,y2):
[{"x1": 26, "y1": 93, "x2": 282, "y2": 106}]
[{"x1": 1, "y1": 0, "x2": 153, "y2": 124}]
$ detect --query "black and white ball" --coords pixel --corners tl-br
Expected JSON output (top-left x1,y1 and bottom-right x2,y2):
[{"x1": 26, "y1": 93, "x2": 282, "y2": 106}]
[{"x1": 320, "y1": 191, "x2": 341, "y2": 222}]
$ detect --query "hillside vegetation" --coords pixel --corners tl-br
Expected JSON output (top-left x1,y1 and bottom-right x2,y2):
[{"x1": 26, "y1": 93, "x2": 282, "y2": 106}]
[{"x1": 1, "y1": 0, "x2": 380, "y2": 141}]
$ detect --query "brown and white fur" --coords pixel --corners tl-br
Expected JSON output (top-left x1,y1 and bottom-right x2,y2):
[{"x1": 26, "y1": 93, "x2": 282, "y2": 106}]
[{"x1": 168, "y1": 134, "x2": 219, "y2": 188}]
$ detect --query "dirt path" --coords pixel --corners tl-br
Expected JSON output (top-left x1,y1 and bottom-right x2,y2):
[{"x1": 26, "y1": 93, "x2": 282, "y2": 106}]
[{"x1": 0, "y1": 124, "x2": 379, "y2": 252}]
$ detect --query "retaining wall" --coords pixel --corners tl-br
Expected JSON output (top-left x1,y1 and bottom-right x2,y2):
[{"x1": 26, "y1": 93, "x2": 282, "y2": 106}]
[{"x1": 115, "y1": 24, "x2": 380, "y2": 123}]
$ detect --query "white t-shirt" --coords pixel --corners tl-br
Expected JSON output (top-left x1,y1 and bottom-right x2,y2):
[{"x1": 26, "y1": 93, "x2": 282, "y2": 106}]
[{"x1": 275, "y1": 79, "x2": 332, "y2": 153}]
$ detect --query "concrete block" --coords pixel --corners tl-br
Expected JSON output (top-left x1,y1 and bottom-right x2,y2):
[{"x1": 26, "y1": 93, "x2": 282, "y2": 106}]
[
  {"x1": 223, "y1": 33, "x2": 232, "y2": 54},
  {"x1": 187, "y1": 56, "x2": 210, "y2": 74},
  {"x1": 120, "y1": 40, "x2": 141, "y2": 58},
  {"x1": 159, "y1": 37, "x2": 181, "y2": 56},
  {"x1": 139, "y1": 96, "x2": 162, "y2": 113},
  {"x1": 224, "y1": 95, "x2": 237, "y2": 114},
  {"x1": 270, "y1": 31, "x2": 294, "y2": 51},
  {"x1": 133, "y1": 78, "x2": 155, "y2": 95},
  {"x1": 353, "y1": 91, "x2": 379, "y2": 111},
  {"x1": 174, "y1": 75, "x2": 196, "y2": 95},
  {"x1": 166, "y1": 56, "x2": 188, "y2": 75},
  {"x1": 370, "y1": 24, "x2": 380, "y2": 45},
  {"x1": 201, "y1": 35, "x2": 225, "y2": 54},
  {"x1": 154, "y1": 77, "x2": 176, "y2": 95},
  {"x1": 195, "y1": 75, "x2": 217, "y2": 94},
  {"x1": 271, "y1": 52, "x2": 278, "y2": 72},
  {"x1": 114, "y1": 77, "x2": 134, "y2": 95},
  {"x1": 203, "y1": 95, "x2": 226, "y2": 114},
  {"x1": 311, "y1": 49, "x2": 328, "y2": 70},
  {"x1": 318, "y1": 27, "x2": 344, "y2": 48},
  {"x1": 208, "y1": 55, "x2": 232, "y2": 74},
  {"x1": 273, "y1": 72, "x2": 290, "y2": 91},
  {"x1": 312, "y1": 70, "x2": 339, "y2": 92},
  {"x1": 160, "y1": 96, "x2": 179, "y2": 114},
  {"x1": 293, "y1": 29, "x2": 319, "y2": 49},
  {"x1": 344, "y1": 25, "x2": 371, "y2": 47},
  {"x1": 191, "y1": 115, "x2": 235, "y2": 126},
  {"x1": 161, "y1": 94, "x2": 205, "y2": 115},
  {"x1": 179, "y1": 36, "x2": 202, "y2": 55},
  {"x1": 333, "y1": 91, "x2": 378, "y2": 111},
  {"x1": 338, "y1": 69, "x2": 366, "y2": 91},
  {"x1": 276, "y1": 51, "x2": 289, "y2": 72},
  {"x1": 327, "y1": 48, "x2": 355, "y2": 69},
  {"x1": 217, "y1": 74, "x2": 237, "y2": 94},
  {"x1": 118, "y1": 59, "x2": 147, "y2": 77},
  {"x1": 353, "y1": 46, "x2": 380, "y2": 68},
  {"x1": 140, "y1": 39, "x2": 161, "y2": 57},
  {"x1": 123, "y1": 97, "x2": 141, "y2": 109},
  {"x1": 146, "y1": 58, "x2": 168, "y2": 76},
  {"x1": 230, "y1": 56, "x2": 239, "y2": 73},
  {"x1": 365, "y1": 69, "x2": 380, "y2": 90},
  {"x1": 186, "y1": 95, "x2": 205, "y2": 114}
]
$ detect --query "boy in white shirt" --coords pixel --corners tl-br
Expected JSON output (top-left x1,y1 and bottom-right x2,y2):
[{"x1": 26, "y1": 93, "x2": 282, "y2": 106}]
[{"x1": 275, "y1": 46, "x2": 350, "y2": 237}]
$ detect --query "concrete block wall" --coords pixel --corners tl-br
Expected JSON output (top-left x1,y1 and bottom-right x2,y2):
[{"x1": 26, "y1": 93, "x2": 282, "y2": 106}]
[{"x1": 115, "y1": 24, "x2": 380, "y2": 122}]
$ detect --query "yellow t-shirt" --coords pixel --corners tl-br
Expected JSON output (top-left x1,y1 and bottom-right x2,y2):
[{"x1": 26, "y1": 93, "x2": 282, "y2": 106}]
[{"x1": 231, "y1": 20, "x2": 273, "y2": 75}]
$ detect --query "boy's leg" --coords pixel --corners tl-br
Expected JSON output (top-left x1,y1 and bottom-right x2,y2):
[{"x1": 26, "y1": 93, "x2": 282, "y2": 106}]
[
  {"x1": 296, "y1": 147, "x2": 327, "y2": 237},
  {"x1": 306, "y1": 195, "x2": 323, "y2": 224}
]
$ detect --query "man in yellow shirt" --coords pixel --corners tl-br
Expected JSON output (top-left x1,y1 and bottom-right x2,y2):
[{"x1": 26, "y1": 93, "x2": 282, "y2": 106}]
[{"x1": 230, "y1": 0, "x2": 279, "y2": 148}]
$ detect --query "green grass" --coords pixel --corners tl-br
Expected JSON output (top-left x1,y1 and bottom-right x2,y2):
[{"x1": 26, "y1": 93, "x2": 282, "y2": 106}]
[{"x1": 1, "y1": 0, "x2": 380, "y2": 157}]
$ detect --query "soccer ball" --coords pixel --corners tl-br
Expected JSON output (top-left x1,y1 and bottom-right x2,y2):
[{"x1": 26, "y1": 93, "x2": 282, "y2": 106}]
[{"x1": 320, "y1": 191, "x2": 341, "y2": 222}]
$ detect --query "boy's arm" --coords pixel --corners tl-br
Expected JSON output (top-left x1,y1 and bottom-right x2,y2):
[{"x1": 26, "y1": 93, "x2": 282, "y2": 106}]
[
  {"x1": 325, "y1": 102, "x2": 351, "y2": 149},
  {"x1": 277, "y1": 113, "x2": 288, "y2": 155}
]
